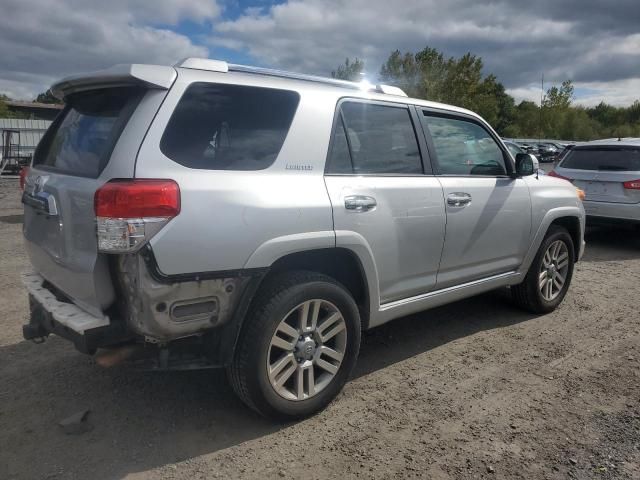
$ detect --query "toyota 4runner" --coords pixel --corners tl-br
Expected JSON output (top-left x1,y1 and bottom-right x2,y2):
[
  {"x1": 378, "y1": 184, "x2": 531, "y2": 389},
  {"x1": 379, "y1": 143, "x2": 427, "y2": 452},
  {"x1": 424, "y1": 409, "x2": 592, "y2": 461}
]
[{"x1": 21, "y1": 58, "x2": 585, "y2": 419}]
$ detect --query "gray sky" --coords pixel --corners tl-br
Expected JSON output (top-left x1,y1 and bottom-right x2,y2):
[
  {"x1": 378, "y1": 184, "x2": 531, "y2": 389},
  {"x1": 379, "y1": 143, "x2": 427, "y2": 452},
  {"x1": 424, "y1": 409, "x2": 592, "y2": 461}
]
[{"x1": 1, "y1": 0, "x2": 639, "y2": 106}]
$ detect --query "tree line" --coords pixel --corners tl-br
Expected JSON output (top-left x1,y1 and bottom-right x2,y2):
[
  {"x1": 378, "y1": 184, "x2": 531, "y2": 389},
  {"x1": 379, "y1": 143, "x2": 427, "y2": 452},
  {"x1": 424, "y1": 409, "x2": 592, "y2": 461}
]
[
  {"x1": 331, "y1": 48, "x2": 640, "y2": 141},
  {"x1": 0, "y1": 91, "x2": 62, "y2": 119},
  {"x1": 2, "y1": 50, "x2": 639, "y2": 141}
]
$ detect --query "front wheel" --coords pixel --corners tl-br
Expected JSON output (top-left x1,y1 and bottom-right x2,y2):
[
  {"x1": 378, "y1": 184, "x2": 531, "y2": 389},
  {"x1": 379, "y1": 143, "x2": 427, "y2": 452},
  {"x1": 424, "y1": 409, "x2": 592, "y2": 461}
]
[
  {"x1": 227, "y1": 271, "x2": 361, "y2": 420},
  {"x1": 512, "y1": 225, "x2": 575, "y2": 313}
]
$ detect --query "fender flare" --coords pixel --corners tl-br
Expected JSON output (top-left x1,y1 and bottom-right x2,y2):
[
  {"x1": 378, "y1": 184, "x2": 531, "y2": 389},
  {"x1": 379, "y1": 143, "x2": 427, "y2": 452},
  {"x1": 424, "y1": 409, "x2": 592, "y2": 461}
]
[
  {"x1": 243, "y1": 229, "x2": 381, "y2": 327},
  {"x1": 518, "y1": 206, "x2": 585, "y2": 275},
  {"x1": 243, "y1": 231, "x2": 336, "y2": 269},
  {"x1": 333, "y1": 230, "x2": 381, "y2": 325}
]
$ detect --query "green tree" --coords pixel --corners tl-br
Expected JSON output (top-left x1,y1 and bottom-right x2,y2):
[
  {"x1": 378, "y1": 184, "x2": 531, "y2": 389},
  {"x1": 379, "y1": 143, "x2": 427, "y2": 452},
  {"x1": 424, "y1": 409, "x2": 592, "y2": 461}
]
[
  {"x1": 34, "y1": 90, "x2": 62, "y2": 104},
  {"x1": 379, "y1": 50, "x2": 422, "y2": 97},
  {"x1": 331, "y1": 58, "x2": 365, "y2": 81},
  {"x1": 441, "y1": 53, "x2": 484, "y2": 110},
  {"x1": 540, "y1": 80, "x2": 574, "y2": 138},
  {"x1": 414, "y1": 47, "x2": 448, "y2": 100},
  {"x1": 543, "y1": 80, "x2": 574, "y2": 109},
  {"x1": 512, "y1": 101, "x2": 541, "y2": 138},
  {"x1": 0, "y1": 94, "x2": 10, "y2": 117},
  {"x1": 378, "y1": 47, "x2": 513, "y2": 135},
  {"x1": 333, "y1": 48, "x2": 640, "y2": 141}
]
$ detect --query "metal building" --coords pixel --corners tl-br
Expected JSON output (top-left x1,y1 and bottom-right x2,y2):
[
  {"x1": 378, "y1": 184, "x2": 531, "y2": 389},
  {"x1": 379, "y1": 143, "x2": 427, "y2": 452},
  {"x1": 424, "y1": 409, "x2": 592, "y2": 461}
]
[{"x1": 0, "y1": 118, "x2": 52, "y2": 174}]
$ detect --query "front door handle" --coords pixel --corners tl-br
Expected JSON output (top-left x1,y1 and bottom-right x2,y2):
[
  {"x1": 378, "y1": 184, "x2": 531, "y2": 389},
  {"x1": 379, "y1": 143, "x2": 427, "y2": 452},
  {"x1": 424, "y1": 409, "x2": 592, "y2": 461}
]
[
  {"x1": 447, "y1": 192, "x2": 472, "y2": 207},
  {"x1": 345, "y1": 195, "x2": 377, "y2": 212}
]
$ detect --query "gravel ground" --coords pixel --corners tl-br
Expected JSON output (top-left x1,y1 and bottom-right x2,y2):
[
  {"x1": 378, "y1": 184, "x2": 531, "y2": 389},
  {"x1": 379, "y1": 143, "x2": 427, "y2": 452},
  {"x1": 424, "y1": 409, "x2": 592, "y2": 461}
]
[{"x1": 1, "y1": 177, "x2": 639, "y2": 479}]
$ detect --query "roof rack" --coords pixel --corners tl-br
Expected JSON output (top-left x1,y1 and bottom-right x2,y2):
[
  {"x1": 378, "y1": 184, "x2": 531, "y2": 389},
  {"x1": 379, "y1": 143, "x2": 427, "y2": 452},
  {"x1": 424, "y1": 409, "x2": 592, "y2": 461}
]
[{"x1": 175, "y1": 58, "x2": 408, "y2": 97}]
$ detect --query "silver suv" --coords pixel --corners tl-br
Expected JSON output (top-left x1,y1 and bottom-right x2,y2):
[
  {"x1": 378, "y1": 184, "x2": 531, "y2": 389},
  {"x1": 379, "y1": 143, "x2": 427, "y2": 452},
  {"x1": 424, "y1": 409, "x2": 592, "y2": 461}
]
[{"x1": 21, "y1": 58, "x2": 585, "y2": 419}]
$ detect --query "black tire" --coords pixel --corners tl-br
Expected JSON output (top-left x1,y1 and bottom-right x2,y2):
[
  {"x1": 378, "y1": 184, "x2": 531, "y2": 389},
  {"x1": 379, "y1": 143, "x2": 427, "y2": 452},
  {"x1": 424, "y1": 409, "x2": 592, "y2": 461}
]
[
  {"x1": 512, "y1": 225, "x2": 575, "y2": 313},
  {"x1": 227, "y1": 270, "x2": 361, "y2": 420}
]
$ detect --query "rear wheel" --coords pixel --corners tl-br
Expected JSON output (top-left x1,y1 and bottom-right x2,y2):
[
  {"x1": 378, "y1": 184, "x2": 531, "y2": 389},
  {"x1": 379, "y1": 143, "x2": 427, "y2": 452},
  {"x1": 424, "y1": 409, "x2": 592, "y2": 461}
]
[
  {"x1": 227, "y1": 271, "x2": 361, "y2": 419},
  {"x1": 512, "y1": 225, "x2": 575, "y2": 313}
]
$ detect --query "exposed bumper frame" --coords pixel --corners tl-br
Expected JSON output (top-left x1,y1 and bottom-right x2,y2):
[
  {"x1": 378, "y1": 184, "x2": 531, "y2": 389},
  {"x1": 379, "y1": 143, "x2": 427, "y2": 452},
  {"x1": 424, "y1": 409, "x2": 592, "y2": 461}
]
[{"x1": 22, "y1": 271, "x2": 130, "y2": 354}]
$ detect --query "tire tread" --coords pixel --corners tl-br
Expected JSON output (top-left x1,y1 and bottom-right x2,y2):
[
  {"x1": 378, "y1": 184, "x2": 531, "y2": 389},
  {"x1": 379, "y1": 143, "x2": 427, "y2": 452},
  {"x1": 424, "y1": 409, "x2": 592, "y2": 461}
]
[{"x1": 228, "y1": 270, "x2": 349, "y2": 417}]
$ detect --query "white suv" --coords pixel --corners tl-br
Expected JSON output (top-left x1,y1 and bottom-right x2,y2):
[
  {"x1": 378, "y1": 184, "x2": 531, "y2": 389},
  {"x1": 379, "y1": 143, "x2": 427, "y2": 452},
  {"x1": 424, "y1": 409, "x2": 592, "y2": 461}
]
[{"x1": 21, "y1": 58, "x2": 585, "y2": 419}]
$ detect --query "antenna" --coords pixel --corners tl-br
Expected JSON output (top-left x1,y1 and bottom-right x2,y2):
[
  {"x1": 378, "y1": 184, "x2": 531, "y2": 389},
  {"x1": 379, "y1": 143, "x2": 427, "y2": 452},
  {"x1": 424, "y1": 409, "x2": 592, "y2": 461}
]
[{"x1": 539, "y1": 73, "x2": 544, "y2": 143}]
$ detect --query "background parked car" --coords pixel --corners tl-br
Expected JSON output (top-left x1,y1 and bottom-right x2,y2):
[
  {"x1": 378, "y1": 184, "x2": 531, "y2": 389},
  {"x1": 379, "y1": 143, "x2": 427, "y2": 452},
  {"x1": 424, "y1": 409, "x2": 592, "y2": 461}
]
[
  {"x1": 536, "y1": 143, "x2": 559, "y2": 163},
  {"x1": 550, "y1": 139, "x2": 640, "y2": 225},
  {"x1": 503, "y1": 140, "x2": 546, "y2": 175}
]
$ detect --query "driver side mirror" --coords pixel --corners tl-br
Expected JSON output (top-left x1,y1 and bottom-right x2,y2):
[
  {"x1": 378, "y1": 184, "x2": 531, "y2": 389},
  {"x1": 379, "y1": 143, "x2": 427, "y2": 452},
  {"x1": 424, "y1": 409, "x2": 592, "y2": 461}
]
[{"x1": 515, "y1": 153, "x2": 539, "y2": 177}]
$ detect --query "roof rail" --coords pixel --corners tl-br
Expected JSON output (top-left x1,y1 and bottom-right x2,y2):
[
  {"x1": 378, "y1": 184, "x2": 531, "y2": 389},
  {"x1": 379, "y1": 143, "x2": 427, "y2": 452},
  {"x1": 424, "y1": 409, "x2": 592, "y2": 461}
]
[{"x1": 175, "y1": 57, "x2": 408, "y2": 97}]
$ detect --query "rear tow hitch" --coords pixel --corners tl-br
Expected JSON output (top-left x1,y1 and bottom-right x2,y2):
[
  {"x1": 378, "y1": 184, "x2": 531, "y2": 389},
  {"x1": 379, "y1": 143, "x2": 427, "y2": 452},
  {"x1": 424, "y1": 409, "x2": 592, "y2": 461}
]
[{"x1": 22, "y1": 323, "x2": 48, "y2": 344}]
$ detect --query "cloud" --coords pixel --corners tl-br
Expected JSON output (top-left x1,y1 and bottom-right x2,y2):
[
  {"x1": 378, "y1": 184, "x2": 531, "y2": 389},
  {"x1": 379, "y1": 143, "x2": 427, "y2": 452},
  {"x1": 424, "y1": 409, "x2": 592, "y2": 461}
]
[
  {"x1": 1, "y1": 0, "x2": 639, "y2": 106},
  {"x1": 0, "y1": 0, "x2": 218, "y2": 99},
  {"x1": 211, "y1": 0, "x2": 640, "y2": 105}
]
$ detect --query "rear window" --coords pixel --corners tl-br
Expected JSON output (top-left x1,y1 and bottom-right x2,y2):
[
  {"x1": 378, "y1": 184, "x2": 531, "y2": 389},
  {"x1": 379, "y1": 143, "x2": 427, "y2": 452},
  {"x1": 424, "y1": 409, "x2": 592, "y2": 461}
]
[
  {"x1": 561, "y1": 147, "x2": 640, "y2": 171},
  {"x1": 160, "y1": 83, "x2": 300, "y2": 170},
  {"x1": 33, "y1": 87, "x2": 143, "y2": 178}
]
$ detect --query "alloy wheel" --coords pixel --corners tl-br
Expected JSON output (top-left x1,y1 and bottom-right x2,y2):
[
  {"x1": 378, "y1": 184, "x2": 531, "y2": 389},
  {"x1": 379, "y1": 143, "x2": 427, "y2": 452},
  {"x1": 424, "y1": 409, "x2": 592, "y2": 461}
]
[
  {"x1": 539, "y1": 240, "x2": 570, "y2": 301},
  {"x1": 266, "y1": 299, "x2": 347, "y2": 401}
]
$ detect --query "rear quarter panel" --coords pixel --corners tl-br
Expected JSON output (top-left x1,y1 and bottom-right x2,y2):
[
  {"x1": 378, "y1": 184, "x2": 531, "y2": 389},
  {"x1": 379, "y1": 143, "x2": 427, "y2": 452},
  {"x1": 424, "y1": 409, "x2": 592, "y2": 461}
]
[{"x1": 135, "y1": 69, "x2": 338, "y2": 275}]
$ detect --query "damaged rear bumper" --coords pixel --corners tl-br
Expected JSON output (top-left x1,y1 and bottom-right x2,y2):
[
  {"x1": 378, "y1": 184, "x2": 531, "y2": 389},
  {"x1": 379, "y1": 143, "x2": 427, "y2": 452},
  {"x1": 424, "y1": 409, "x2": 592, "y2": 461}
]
[
  {"x1": 22, "y1": 250, "x2": 268, "y2": 362},
  {"x1": 22, "y1": 272, "x2": 129, "y2": 354}
]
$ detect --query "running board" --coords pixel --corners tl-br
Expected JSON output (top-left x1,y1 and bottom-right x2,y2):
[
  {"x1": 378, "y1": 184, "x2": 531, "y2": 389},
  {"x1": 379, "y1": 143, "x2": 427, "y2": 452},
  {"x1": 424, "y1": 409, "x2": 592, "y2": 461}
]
[{"x1": 371, "y1": 271, "x2": 521, "y2": 328}]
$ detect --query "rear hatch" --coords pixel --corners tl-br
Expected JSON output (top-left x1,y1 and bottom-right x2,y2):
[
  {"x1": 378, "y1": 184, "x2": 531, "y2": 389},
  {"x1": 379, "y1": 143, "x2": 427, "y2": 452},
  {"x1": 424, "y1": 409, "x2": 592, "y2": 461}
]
[
  {"x1": 23, "y1": 88, "x2": 145, "y2": 316},
  {"x1": 558, "y1": 146, "x2": 640, "y2": 204},
  {"x1": 22, "y1": 64, "x2": 176, "y2": 317}
]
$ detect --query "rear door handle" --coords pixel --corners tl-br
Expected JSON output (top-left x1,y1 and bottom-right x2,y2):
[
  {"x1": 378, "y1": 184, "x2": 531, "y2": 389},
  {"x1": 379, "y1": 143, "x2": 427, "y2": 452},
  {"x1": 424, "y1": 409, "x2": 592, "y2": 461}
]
[
  {"x1": 345, "y1": 195, "x2": 377, "y2": 212},
  {"x1": 447, "y1": 192, "x2": 472, "y2": 207}
]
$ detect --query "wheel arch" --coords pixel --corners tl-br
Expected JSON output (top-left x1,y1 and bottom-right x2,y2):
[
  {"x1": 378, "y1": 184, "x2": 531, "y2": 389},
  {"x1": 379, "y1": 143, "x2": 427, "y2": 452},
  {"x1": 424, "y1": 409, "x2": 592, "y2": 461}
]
[
  {"x1": 519, "y1": 207, "x2": 585, "y2": 275},
  {"x1": 264, "y1": 247, "x2": 372, "y2": 329},
  {"x1": 549, "y1": 216, "x2": 582, "y2": 261}
]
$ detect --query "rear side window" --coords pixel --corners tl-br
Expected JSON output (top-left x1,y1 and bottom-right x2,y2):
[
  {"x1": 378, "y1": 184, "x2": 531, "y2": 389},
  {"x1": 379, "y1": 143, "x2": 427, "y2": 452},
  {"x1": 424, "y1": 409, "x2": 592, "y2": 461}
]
[
  {"x1": 561, "y1": 147, "x2": 640, "y2": 171},
  {"x1": 423, "y1": 114, "x2": 507, "y2": 176},
  {"x1": 33, "y1": 87, "x2": 142, "y2": 177},
  {"x1": 160, "y1": 83, "x2": 300, "y2": 170},
  {"x1": 327, "y1": 101, "x2": 422, "y2": 174},
  {"x1": 327, "y1": 119, "x2": 353, "y2": 173}
]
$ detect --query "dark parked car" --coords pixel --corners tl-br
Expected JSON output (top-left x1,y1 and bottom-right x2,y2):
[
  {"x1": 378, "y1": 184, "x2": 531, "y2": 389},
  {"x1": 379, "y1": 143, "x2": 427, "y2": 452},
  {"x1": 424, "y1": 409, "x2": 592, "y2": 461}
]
[
  {"x1": 503, "y1": 141, "x2": 545, "y2": 175},
  {"x1": 536, "y1": 143, "x2": 558, "y2": 163}
]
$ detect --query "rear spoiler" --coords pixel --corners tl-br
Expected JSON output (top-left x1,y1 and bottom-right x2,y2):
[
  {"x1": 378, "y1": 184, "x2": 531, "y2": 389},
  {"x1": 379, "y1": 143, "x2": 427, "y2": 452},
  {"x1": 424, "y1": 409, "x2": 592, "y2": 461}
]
[{"x1": 51, "y1": 64, "x2": 177, "y2": 100}]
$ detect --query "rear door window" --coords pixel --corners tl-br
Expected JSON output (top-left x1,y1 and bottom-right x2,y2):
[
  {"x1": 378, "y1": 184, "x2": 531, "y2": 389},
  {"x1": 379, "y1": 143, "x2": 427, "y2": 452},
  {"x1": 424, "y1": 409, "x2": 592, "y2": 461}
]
[
  {"x1": 33, "y1": 87, "x2": 143, "y2": 178},
  {"x1": 160, "y1": 83, "x2": 300, "y2": 170},
  {"x1": 561, "y1": 147, "x2": 640, "y2": 171},
  {"x1": 327, "y1": 101, "x2": 423, "y2": 174},
  {"x1": 422, "y1": 114, "x2": 508, "y2": 176}
]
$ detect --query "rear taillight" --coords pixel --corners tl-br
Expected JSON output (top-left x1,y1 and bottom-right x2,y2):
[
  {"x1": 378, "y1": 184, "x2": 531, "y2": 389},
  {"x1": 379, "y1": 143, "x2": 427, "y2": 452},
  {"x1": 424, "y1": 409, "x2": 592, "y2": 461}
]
[
  {"x1": 19, "y1": 166, "x2": 30, "y2": 190},
  {"x1": 548, "y1": 170, "x2": 573, "y2": 182},
  {"x1": 623, "y1": 179, "x2": 640, "y2": 190},
  {"x1": 94, "y1": 179, "x2": 180, "y2": 253}
]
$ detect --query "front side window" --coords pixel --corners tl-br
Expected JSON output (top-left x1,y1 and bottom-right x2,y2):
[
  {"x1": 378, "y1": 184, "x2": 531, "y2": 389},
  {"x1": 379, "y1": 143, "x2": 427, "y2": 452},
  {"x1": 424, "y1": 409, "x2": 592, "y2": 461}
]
[
  {"x1": 505, "y1": 142, "x2": 523, "y2": 158},
  {"x1": 423, "y1": 114, "x2": 508, "y2": 176},
  {"x1": 161, "y1": 83, "x2": 300, "y2": 170},
  {"x1": 327, "y1": 101, "x2": 422, "y2": 174}
]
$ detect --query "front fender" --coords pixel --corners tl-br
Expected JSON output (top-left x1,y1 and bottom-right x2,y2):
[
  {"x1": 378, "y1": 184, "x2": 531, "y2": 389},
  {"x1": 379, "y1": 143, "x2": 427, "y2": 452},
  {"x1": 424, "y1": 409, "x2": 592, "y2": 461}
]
[{"x1": 518, "y1": 206, "x2": 585, "y2": 275}]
